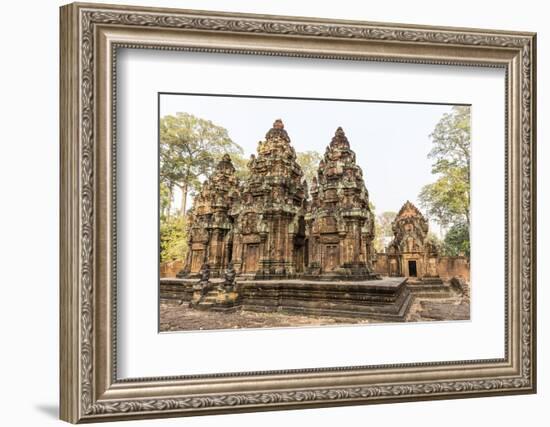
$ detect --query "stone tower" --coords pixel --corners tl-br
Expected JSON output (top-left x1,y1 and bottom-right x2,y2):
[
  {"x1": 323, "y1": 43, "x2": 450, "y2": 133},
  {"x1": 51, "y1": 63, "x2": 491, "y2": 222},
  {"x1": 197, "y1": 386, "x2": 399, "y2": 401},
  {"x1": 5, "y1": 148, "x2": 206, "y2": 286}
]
[
  {"x1": 386, "y1": 200, "x2": 439, "y2": 279},
  {"x1": 231, "y1": 119, "x2": 307, "y2": 278},
  {"x1": 306, "y1": 127, "x2": 376, "y2": 279},
  {"x1": 179, "y1": 154, "x2": 240, "y2": 277}
]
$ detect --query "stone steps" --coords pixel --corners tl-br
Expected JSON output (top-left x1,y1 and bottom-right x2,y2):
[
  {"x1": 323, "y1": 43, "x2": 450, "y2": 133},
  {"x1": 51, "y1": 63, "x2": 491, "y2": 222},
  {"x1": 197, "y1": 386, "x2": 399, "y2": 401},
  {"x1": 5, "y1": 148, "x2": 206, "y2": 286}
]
[{"x1": 407, "y1": 278, "x2": 455, "y2": 298}]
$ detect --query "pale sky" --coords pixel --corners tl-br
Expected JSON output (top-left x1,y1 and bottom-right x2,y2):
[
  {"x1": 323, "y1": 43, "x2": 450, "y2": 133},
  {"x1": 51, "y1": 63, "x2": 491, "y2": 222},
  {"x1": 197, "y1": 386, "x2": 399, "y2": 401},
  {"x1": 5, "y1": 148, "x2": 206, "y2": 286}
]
[{"x1": 160, "y1": 93, "x2": 464, "y2": 233}]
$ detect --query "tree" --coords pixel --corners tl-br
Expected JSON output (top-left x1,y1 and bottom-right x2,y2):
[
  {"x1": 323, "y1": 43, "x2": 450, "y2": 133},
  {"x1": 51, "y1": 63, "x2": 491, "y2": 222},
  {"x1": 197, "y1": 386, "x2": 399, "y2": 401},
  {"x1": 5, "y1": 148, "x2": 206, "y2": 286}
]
[
  {"x1": 296, "y1": 150, "x2": 323, "y2": 184},
  {"x1": 160, "y1": 215, "x2": 188, "y2": 263},
  {"x1": 160, "y1": 113, "x2": 244, "y2": 217},
  {"x1": 159, "y1": 181, "x2": 173, "y2": 217},
  {"x1": 419, "y1": 166, "x2": 470, "y2": 226},
  {"x1": 419, "y1": 106, "x2": 470, "y2": 257},
  {"x1": 373, "y1": 211, "x2": 397, "y2": 252},
  {"x1": 419, "y1": 106, "x2": 470, "y2": 227},
  {"x1": 443, "y1": 222, "x2": 470, "y2": 257},
  {"x1": 229, "y1": 152, "x2": 250, "y2": 182},
  {"x1": 426, "y1": 232, "x2": 443, "y2": 253}
]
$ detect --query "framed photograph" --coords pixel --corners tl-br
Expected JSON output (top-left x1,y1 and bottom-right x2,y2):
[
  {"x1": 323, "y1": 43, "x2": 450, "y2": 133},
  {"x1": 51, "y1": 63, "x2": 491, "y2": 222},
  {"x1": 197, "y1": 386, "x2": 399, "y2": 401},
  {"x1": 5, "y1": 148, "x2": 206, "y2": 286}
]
[{"x1": 60, "y1": 2, "x2": 537, "y2": 423}]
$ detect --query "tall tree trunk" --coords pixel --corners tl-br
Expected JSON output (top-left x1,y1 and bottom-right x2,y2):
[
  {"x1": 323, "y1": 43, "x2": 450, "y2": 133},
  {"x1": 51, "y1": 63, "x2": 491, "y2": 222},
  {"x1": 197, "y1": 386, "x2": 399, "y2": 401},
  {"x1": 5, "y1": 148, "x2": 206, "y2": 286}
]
[
  {"x1": 168, "y1": 184, "x2": 173, "y2": 216},
  {"x1": 181, "y1": 182, "x2": 188, "y2": 218}
]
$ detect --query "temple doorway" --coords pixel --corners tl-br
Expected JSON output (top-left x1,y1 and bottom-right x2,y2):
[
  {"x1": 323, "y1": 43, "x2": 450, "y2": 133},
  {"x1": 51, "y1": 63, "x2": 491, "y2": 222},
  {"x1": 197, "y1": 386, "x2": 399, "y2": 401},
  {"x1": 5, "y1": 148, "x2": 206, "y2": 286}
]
[
  {"x1": 191, "y1": 250, "x2": 204, "y2": 273},
  {"x1": 323, "y1": 244, "x2": 339, "y2": 271},
  {"x1": 294, "y1": 244, "x2": 304, "y2": 273},
  {"x1": 408, "y1": 260, "x2": 417, "y2": 277},
  {"x1": 244, "y1": 244, "x2": 259, "y2": 273}
]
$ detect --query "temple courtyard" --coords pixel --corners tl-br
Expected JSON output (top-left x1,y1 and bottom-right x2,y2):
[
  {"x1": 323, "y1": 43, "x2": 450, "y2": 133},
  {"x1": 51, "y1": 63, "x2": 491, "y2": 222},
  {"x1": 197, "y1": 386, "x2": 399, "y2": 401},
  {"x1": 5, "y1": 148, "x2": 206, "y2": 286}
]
[{"x1": 159, "y1": 280, "x2": 470, "y2": 332}]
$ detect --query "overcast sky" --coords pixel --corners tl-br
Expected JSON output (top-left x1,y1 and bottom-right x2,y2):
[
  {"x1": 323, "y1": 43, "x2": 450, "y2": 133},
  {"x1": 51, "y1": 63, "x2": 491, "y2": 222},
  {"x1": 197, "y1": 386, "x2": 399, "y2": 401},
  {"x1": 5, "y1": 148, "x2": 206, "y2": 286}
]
[{"x1": 160, "y1": 93, "x2": 460, "y2": 231}]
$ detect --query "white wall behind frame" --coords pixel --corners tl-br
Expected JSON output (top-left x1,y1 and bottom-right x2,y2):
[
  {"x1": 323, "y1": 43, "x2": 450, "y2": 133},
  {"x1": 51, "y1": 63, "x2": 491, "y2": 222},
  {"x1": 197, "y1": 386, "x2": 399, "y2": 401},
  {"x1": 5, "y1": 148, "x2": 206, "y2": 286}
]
[{"x1": 0, "y1": 1, "x2": 545, "y2": 427}]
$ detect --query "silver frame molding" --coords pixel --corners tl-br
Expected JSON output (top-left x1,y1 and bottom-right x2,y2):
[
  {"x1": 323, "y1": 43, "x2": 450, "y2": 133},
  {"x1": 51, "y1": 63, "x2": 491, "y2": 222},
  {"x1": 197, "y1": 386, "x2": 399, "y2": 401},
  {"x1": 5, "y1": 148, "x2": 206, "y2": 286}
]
[{"x1": 60, "y1": 2, "x2": 536, "y2": 423}]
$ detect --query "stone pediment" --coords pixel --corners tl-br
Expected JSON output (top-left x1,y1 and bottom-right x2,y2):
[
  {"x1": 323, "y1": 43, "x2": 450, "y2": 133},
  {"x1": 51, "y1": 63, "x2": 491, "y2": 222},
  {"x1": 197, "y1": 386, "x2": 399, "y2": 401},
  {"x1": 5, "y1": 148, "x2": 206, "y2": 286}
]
[{"x1": 396, "y1": 200, "x2": 426, "y2": 221}]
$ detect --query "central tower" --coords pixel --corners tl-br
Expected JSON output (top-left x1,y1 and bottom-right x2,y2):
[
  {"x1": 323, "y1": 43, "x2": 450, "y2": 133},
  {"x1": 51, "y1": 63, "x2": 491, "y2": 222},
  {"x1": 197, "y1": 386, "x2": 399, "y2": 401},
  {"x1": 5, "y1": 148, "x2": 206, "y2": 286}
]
[
  {"x1": 231, "y1": 119, "x2": 308, "y2": 278},
  {"x1": 306, "y1": 127, "x2": 376, "y2": 279}
]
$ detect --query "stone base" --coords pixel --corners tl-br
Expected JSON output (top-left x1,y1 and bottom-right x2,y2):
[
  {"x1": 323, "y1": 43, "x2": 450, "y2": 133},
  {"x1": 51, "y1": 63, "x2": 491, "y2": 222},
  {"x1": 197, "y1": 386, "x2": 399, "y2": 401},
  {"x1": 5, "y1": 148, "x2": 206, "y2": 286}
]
[
  {"x1": 406, "y1": 276, "x2": 454, "y2": 298},
  {"x1": 159, "y1": 279, "x2": 193, "y2": 302},
  {"x1": 239, "y1": 278, "x2": 412, "y2": 322},
  {"x1": 304, "y1": 264, "x2": 378, "y2": 281},
  {"x1": 191, "y1": 288, "x2": 242, "y2": 313},
  {"x1": 176, "y1": 270, "x2": 224, "y2": 279},
  {"x1": 161, "y1": 277, "x2": 413, "y2": 322}
]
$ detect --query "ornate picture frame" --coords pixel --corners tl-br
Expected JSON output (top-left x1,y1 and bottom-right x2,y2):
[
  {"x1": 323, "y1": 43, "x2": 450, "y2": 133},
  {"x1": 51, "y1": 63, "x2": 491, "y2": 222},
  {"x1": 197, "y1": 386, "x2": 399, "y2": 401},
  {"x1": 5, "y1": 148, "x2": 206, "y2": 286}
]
[{"x1": 60, "y1": 2, "x2": 536, "y2": 423}]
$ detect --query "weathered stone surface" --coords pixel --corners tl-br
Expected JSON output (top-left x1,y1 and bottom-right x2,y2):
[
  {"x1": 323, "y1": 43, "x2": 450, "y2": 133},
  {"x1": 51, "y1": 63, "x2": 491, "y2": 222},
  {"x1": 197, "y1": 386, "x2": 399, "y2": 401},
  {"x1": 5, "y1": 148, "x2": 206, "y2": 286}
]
[
  {"x1": 159, "y1": 287, "x2": 470, "y2": 331},
  {"x1": 167, "y1": 122, "x2": 469, "y2": 322},
  {"x1": 178, "y1": 154, "x2": 240, "y2": 277},
  {"x1": 305, "y1": 127, "x2": 376, "y2": 280},
  {"x1": 380, "y1": 201, "x2": 441, "y2": 281},
  {"x1": 231, "y1": 119, "x2": 307, "y2": 279},
  {"x1": 160, "y1": 277, "x2": 412, "y2": 322},
  {"x1": 374, "y1": 253, "x2": 470, "y2": 283},
  {"x1": 159, "y1": 300, "x2": 377, "y2": 331},
  {"x1": 406, "y1": 299, "x2": 470, "y2": 322},
  {"x1": 177, "y1": 120, "x2": 378, "y2": 282}
]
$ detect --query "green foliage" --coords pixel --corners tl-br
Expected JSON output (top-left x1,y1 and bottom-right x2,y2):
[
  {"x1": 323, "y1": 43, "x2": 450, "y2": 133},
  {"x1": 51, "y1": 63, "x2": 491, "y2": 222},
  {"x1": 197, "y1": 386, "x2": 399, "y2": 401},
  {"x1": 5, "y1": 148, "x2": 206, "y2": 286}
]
[
  {"x1": 230, "y1": 153, "x2": 250, "y2": 181},
  {"x1": 419, "y1": 106, "x2": 470, "y2": 227},
  {"x1": 296, "y1": 150, "x2": 323, "y2": 184},
  {"x1": 159, "y1": 113, "x2": 250, "y2": 264},
  {"x1": 160, "y1": 112, "x2": 245, "y2": 216},
  {"x1": 160, "y1": 215, "x2": 187, "y2": 263},
  {"x1": 419, "y1": 106, "x2": 471, "y2": 259},
  {"x1": 419, "y1": 166, "x2": 470, "y2": 226},
  {"x1": 427, "y1": 105, "x2": 471, "y2": 174},
  {"x1": 426, "y1": 232, "x2": 443, "y2": 253},
  {"x1": 159, "y1": 181, "x2": 172, "y2": 217},
  {"x1": 442, "y1": 222, "x2": 470, "y2": 257}
]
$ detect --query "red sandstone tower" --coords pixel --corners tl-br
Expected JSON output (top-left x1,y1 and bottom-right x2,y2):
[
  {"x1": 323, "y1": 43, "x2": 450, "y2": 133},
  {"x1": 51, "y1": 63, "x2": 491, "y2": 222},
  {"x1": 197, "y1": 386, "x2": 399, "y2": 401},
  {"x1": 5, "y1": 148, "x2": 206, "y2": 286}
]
[
  {"x1": 305, "y1": 127, "x2": 376, "y2": 279},
  {"x1": 230, "y1": 119, "x2": 308, "y2": 278},
  {"x1": 179, "y1": 154, "x2": 240, "y2": 277}
]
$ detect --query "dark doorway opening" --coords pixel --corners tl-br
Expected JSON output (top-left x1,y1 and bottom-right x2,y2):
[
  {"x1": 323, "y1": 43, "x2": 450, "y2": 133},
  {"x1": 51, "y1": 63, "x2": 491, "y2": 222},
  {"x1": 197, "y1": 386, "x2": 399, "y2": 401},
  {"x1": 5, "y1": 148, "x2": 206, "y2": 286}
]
[{"x1": 408, "y1": 260, "x2": 417, "y2": 277}]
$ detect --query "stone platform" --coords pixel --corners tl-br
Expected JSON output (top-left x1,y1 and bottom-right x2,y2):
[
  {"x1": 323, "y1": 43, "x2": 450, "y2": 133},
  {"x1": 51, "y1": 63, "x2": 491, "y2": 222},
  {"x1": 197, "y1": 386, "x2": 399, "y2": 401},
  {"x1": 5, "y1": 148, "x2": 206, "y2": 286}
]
[
  {"x1": 160, "y1": 277, "x2": 413, "y2": 322},
  {"x1": 406, "y1": 277, "x2": 455, "y2": 298}
]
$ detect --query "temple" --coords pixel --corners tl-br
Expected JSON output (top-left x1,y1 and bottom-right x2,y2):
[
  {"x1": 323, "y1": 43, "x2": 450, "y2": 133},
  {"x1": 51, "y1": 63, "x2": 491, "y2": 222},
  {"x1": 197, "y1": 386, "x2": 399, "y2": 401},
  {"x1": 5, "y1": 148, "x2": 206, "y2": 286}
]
[
  {"x1": 178, "y1": 153, "x2": 240, "y2": 278},
  {"x1": 179, "y1": 120, "x2": 377, "y2": 280},
  {"x1": 163, "y1": 120, "x2": 468, "y2": 321},
  {"x1": 230, "y1": 119, "x2": 308, "y2": 278},
  {"x1": 380, "y1": 201, "x2": 441, "y2": 281},
  {"x1": 305, "y1": 127, "x2": 376, "y2": 279}
]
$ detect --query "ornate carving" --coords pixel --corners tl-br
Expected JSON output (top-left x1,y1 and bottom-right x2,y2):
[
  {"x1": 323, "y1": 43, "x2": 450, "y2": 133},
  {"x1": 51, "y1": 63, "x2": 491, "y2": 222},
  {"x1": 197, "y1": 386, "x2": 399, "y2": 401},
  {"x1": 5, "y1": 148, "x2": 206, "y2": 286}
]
[
  {"x1": 389, "y1": 201, "x2": 429, "y2": 254},
  {"x1": 80, "y1": 10, "x2": 96, "y2": 413},
  {"x1": 86, "y1": 376, "x2": 529, "y2": 415},
  {"x1": 83, "y1": 10, "x2": 531, "y2": 49},
  {"x1": 386, "y1": 201, "x2": 441, "y2": 280},
  {"x1": 178, "y1": 154, "x2": 240, "y2": 277},
  {"x1": 231, "y1": 119, "x2": 306, "y2": 277},
  {"x1": 76, "y1": 7, "x2": 534, "y2": 418},
  {"x1": 306, "y1": 127, "x2": 375, "y2": 278},
  {"x1": 222, "y1": 262, "x2": 237, "y2": 291}
]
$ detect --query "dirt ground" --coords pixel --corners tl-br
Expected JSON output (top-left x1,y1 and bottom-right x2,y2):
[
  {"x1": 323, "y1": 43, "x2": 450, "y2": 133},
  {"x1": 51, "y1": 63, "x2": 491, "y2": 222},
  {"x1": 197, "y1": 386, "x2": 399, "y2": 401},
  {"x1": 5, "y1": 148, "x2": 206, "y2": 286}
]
[{"x1": 159, "y1": 291, "x2": 470, "y2": 332}]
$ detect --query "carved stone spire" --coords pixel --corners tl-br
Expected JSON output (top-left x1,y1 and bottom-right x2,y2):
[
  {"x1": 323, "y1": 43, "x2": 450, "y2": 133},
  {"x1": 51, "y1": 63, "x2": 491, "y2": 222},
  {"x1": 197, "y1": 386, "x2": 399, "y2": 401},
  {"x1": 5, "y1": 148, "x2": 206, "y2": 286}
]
[
  {"x1": 306, "y1": 127, "x2": 375, "y2": 279},
  {"x1": 231, "y1": 119, "x2": 307, "y2": 278},
  {"x1": 385, "y1": 201, "x2": 441, "y2": 280},
  {"x1": 330, "y1": 126, "x2": 351, "y2": 150},
  {"x1": 389, "y1": 201, "x2": 429, "y2": 253},
  {"x1": 264, "y1": 118, "x2": 291, "y2": 143},
  {"x1": 179, "y1": 155, "x2": 240, "y2": 277}
]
